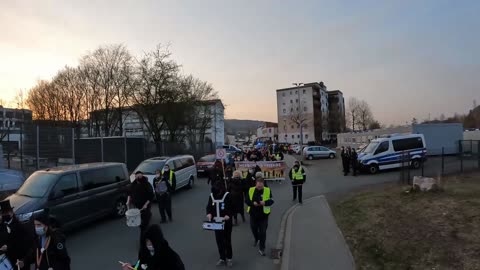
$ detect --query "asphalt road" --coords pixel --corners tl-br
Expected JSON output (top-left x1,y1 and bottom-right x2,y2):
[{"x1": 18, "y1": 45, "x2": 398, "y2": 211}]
[{"x1": 67, "y1": 155, "x2": 401, "y2": 270}]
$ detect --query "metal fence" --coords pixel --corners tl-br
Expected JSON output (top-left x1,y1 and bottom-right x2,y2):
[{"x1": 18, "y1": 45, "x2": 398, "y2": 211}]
[
  {"x1": 399, "y1": 141, "x2": 480, "y2": 184},
  {"x1": 1, "y1": 124, "x2": 215, "y2": 174}
]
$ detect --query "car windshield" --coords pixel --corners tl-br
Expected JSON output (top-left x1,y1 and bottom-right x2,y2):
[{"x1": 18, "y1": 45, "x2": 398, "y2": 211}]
[
  {"x1": 199, "y1": 155, "x2": 215, "y2": 162},
  {"x1": 363, "y1": 142, "x2": 379, "y2": 154},
  {"x1": 16, "y1": 172, "x2": 58, "y2": 198},
  {"x1": 135, "y1": 161, "x2": 165, "y2": 175}
]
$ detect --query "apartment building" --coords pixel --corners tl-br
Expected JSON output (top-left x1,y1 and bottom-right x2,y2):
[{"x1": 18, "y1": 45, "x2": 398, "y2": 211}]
[{"x1": 276, "y1": 82, "x2": 345, "y2": 144}]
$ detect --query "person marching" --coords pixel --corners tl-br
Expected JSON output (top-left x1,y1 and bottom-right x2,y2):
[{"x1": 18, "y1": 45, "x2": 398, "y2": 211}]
[
  {"x1": 350, "y1": 148, "x2": 359, "y2": 176},
  {"x1": 127, "y1": 171, "x2": 155, "y2": 236},
  {"x1": 153, "y1": 169, "x2": 173, "y2": 224},
  {"x1": 341, "y1": 146, "x2": 350, "y2": 176},
  {"x1": 120, "y1": 224, "x2": 184, "y2": 270},
  {"x1": 244, "y1": 168, "x2": 256, "y2": 188},
  {"x1": 206, "y1": 180, "x2": 234, "y2": 267},
  {"x1": 228, "y1": 171, "x2": 246, "y2": 225},
  {"x1": 0, "y1": 200, "x2": 33, "y2": 270},
  {"x1": 18, "y1": 213, "x2": 71, "y2": 270},
  {"x1": 289, "y1": 161, "x2": 306, "y2": 204},
  {"x1": 245, "y1": 173, "x2": 274, "y2": 256}
]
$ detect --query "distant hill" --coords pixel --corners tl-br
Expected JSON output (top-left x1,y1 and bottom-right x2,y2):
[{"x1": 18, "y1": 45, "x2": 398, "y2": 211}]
[{"x1": 224, "y1": 119, "x2": 264, "y2": 135}]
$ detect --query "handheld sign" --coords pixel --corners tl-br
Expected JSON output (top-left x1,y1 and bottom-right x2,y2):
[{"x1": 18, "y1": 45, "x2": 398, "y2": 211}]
[{"x1": 216, "y1": 148, "x2": 227, "y2": 160}]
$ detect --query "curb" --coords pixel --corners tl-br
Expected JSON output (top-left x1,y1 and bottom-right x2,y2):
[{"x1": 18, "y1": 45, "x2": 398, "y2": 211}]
[{"x1": 276, "y1": 195, "x2": 356, "y2": 270}]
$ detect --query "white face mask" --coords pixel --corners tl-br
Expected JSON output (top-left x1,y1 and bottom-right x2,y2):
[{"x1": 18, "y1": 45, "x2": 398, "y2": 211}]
[
  {"x1": 249, "y1": 169, "x2": 254, "y2": 174},
  {"x1": 147, "y1": 245, "x2": 154, "y2": 255}
]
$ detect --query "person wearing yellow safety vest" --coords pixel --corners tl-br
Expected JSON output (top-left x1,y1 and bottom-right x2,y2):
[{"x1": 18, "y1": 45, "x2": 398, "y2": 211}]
[
  {"x1": 245, "y1": 173, "x2": 274, "y2": 257},
  {"x1": 289, "y1": 161, "x2": 306, "y2": 204}
]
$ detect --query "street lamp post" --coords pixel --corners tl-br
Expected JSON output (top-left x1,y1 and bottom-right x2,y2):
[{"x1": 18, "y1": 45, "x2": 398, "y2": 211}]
[{"x1": 292, "y1": 83, "x2": 304, "y2": 145}]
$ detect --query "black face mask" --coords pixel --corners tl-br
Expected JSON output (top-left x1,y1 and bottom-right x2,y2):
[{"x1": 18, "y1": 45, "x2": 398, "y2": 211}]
[{"x1": 2, "y1": 215, "x2": 12, "y2": 223}]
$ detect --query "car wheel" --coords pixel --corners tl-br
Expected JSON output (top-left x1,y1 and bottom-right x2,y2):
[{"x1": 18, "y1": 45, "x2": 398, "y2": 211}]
[
  {"x1": 308, "y1": 155, "x2": 314, "y2": 160},
  {"x1": 369, "y1": 164, "x2": 379, "y2": 174},
  {"x1": 411, "y1": 159, "x2": 421, "y2": 169},
  {"x1": 114, "y1": 199, "x2": 127, "y2": 218},
  {"x1": 187, "y1": 176, "x2": 194, "y2": 189},
  {"x1": 329, "y1": 153, "x2": 335, "y2": 159}
]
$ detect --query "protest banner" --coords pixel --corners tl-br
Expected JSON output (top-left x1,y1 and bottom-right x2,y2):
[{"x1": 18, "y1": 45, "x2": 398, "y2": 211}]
[{"x1": 235, "y1": 161, "x2": 287, "y2": 181}]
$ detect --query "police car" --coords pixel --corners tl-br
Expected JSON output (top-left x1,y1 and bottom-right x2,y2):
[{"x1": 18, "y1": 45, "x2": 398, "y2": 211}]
[{"x1": 358, "y1": 134, "x2": 427, "y2": 174}]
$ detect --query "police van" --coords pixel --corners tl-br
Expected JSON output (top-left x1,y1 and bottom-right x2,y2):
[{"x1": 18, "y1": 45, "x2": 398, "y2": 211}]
[{"x1": 358, "y1": 134, "x2": 427, "y2": 174}]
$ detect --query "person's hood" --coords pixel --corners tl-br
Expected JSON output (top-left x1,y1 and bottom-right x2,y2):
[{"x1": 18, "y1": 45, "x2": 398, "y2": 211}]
[{"x1": 9, "y1": 193, "x2": 45, "y2": 214}]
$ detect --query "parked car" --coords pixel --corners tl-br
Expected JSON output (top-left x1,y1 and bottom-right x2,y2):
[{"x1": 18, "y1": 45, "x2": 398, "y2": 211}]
[
  {"x1": 9, "y1": 162, "x2": 130, "y2": 231},
  {"x1": 196, "y1": 154, "x2": 216, "y2": 177},
  {"x1": 218, "y1": 145, "x2": 243, "y2": 154},
  {"x1": 0, "y1": 169, "x2": 25, "y2": 200},
  {"x1": 130, "y1": 155, "x2": 197, "y2": 190},
  {"x1": 358, "y1": 134, "x2": 426, "y2": 174},
  {"x1": 291, "y1": 145, "x2": 303, "y2": 155},
  {"x1": 303, "y1": 146, "x2": 336, "y2": 160}
]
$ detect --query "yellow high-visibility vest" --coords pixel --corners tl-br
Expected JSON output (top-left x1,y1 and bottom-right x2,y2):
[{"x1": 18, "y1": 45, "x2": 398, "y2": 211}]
[
  {"x1": 247, "y1": 187, "x2": 271, "y2": 214},
  {"x1": 292, "y1": 168, "x2": 304, "y2": 181},
  {"x1": 162, "y1": 170, "x2": 174, "y2": 185}
]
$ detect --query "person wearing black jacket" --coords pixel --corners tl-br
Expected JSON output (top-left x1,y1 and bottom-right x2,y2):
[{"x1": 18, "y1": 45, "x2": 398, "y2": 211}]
[
  {"x1": 245, "y1": 176, "x2": 274, "y2": 257},
  {"x1": 228, "y1": 171, "x2": 246, "y2": 225},
  {"x1": 127, "y1": 171, "x2": 155, "y2": 235},
  {"x1": 19, "y1": 213, "x2": 70, "y2": 270},
  {"x1": 341, "y1": 147, "x2": 350, "y2": 176},
  {"x1": 0, "y1": 200, "x2": 33, "y2": 270},
  {"x1": 121, "y1": 224, "x2": 184, "y2": 270},
  {"x1": 153, "y1": 169, "x2": 173, "y2": 223},
  {"x1": 206, "y1": 180, "x2": 234, "y2": 267},
  {"x1": 350, "y1": 148, "x2": 359, "y2": 176}
]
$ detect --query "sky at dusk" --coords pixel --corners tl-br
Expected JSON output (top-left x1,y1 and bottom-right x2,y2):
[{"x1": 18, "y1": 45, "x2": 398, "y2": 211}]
[{"x1": 1, "y1": 0, "x2": 479, "y2": 125}]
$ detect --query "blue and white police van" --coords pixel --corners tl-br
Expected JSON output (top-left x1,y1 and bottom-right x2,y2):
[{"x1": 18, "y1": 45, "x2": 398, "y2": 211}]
[{"x1": 358, "y1": 134, "x2": 427, "y2": 174}]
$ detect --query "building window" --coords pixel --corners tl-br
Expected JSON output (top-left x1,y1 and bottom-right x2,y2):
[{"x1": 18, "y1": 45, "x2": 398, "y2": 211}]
[
  {"x1": 305, "y1": 134, "x2": 309, "y2": 139},
  {"x1": 292, "y1": 135, "x2": 295, "y2": 139},
  {"x1": 297, "y1": 124, "x2": 300, "y2": 128},
  {"x1": 283, "y1": 109, "x2": 286, "y2": 113},
  {"x1": 282, "y1": 93, "x2": 285, "y2": 97},
  {"x1": 295, "y1": 99, "x2": 298, "y2": 103},
  {"x1": 282, "y1": 102, "x2": 285, "y2": 106},
  {"x1": 304, "y1": 124, "x2": 308, "y2": 129},
  {"x1": 295, "y1": 90, "x2": 298, "y2": 94},
  {"x1": 291, "y1": 125, "x2": 294, "y2": 129},
  {"x1": 303, "y1": 89, "x2": 306, "y2": 94},
  {"x1": 290, "y1": 100, "x2": 293, "y2": 103},
  {"x1": 290, "y1": 91, "x2": 292, "y2": 95},
  {"x1": 297, "y1": 135, "x2": 300, "y2": 138},
  {"x1": 290, "y1": 108, "x2": 293, "y2": 112},
  {"x1": 304, "y1": 107, "x2": 307, "y2": 112}
]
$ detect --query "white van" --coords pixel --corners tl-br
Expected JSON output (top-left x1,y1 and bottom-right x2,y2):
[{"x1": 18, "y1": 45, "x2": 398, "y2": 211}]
[
  {"x1": 358, "y1": 134, "x2": 427, "y2": 174},
  {"x1": 130, "y1": 155, "x2": 197, "y2": 190}
]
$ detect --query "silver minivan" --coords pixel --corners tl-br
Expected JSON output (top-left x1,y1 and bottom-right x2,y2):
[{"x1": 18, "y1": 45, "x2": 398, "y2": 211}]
[{"x1": 130, "y1": 155, "x2": 197, "y2": 190}]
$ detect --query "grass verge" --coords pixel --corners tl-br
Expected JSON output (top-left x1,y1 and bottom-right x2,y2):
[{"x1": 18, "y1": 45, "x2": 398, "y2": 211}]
[{"x1": 332, "y1": 173, "x2": 480, "y2": 270}]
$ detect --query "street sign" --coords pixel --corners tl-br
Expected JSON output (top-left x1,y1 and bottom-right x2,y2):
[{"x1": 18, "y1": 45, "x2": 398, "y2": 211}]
[{"x1": 216, "y1": 148, "x2": 227, "y2": 160}]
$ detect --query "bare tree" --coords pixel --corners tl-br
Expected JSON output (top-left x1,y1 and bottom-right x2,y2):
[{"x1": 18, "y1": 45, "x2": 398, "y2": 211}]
[
  {"x1": 131, "y1": 44, "x2": 180, "y2": 147},
  {"x1": 346, "y1": 97, "x2": 360, "y2": 131},
  {"x1": 288, "y1": 97, "x2": 309, "y2": 144},
  {"x1": 356, "y1": 100, "x2": 373, "y2": 131},
  {"x1": 80, "y1": 44, "x2": 133, "y2": 136}
]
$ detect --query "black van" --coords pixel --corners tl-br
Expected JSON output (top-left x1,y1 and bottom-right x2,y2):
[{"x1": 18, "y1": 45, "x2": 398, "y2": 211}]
[{"x1": 8, "y1": 162, "x2": 130, "y2": 231}]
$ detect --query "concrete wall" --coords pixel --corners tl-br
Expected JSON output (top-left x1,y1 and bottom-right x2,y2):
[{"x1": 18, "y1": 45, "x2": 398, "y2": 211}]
[{"x1": 464, "y1": 130, "x2": 480, "y2": 140}]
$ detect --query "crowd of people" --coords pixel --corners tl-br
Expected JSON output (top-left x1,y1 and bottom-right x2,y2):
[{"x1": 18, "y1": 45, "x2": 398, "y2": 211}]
[
  {"x1": 0, "y1": 144, "x2": 304, "y2": 270},
  {"x1": 341, "y1": 146, "x2": 359, "y2": 176},
  {"x1": 0, "y1": 200, "x2": 71, "y2": 270}
]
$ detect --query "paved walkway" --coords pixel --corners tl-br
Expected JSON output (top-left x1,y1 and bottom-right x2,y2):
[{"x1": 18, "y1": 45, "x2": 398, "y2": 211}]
[{"x1": 282, "y1": 195, "x2": 355, "y2": 270}]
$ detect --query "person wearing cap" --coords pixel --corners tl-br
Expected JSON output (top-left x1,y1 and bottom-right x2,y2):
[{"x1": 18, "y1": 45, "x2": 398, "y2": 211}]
[
  {"x1": 0, "y1": 200, "x2": 32, "y2": 270},
  {"x1": 245, "y1": 174, "x2": 274, "y2": 256},
  {"x1": 17, "y1": 213, "x2": 71, "y2": 270},
  {"x1": 206, "y1": 180, "x2": 234, "y2": 267},
  {"x1": 127, "y1": 171, "x2": 155, "y2": 235},
  {"x1": 289, "y1": 161, "x2": 306, "y2": 204}
]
